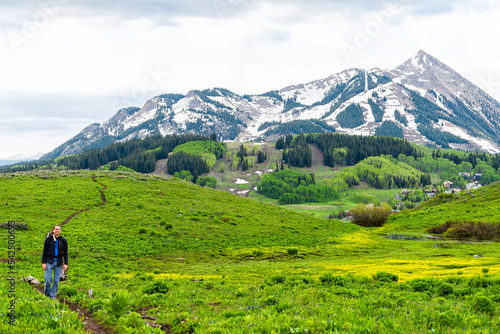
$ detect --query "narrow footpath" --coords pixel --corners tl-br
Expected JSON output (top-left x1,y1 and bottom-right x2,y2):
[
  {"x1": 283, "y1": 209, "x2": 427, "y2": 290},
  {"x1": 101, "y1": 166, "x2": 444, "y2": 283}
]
[{"x1": 34, "y1": 175, "x2": 111, "y2": 334}]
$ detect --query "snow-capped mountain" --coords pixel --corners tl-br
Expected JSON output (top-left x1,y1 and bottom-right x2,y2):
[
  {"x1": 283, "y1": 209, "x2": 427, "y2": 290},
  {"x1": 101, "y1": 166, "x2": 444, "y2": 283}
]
[
  {"x1": 44, "y1": 50, "x2": 500, "y2": 159},
  {"x1": 0, "y1": 152, "x2": 45, "y2": 166}
]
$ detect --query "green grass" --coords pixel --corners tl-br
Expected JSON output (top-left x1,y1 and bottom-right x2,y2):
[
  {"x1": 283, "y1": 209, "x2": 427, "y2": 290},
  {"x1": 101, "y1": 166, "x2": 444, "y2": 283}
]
[
  {"x1": 273, "y1": 183, "x2": 401, "y2": 219},
  {"x1": 387, "y1": 182, "x2": 500, "y2": 231},
  {"x1": 1, "y1": 170, "x2": 499, "y2": 333}
]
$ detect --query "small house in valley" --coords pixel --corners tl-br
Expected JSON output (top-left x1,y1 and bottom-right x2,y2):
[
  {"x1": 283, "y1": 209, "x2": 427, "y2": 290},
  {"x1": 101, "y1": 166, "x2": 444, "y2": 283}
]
[{"x1": 443, "y1": 181, "x2": 453, "y2": 188}]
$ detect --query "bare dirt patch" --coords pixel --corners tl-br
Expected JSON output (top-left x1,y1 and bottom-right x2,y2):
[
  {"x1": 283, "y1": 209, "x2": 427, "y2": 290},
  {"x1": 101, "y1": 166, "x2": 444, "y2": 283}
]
[{"x1": 34, "y1": 285, "x2": 112, "y2": 334}]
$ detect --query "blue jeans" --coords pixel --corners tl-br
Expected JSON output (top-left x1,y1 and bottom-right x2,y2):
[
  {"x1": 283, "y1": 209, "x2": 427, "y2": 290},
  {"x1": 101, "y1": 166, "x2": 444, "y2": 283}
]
[{"x1": 44, "y1": 262, "x2": 62, "y2": 298}]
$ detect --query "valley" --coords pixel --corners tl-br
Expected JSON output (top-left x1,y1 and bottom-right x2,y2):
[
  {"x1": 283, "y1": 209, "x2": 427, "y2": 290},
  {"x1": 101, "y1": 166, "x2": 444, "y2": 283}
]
[{"x1": 1, "y1": 143, "x2": 500, "y2": 332}]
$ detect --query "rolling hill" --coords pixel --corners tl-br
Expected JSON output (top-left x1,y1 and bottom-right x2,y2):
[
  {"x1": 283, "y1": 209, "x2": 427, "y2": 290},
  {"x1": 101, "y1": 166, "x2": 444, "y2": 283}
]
[{"x1": 1, "y1": 170, "x2": 499, "y2": 333}]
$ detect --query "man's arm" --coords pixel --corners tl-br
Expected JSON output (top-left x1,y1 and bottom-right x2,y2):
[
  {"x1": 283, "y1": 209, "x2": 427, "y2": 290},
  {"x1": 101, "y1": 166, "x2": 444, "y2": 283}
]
[
  {"x1": 63, "y1": 238, "x2": 68, "y2": 267},
  {"x1": 41, "y1": 237, "x2": 49, "y2": 263},
  {"x1": 41, "y1": 237, "x2": 49, "y2": 270}
]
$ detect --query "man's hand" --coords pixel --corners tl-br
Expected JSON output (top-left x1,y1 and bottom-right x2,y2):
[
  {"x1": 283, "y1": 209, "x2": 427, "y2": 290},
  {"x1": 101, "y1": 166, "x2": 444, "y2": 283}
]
[
  {"x1": 42, "y1": 263, "x2": 47, "y2": 270},
  {"x1": 63, "y1": 264, "x2": 68, "y2": 271}
]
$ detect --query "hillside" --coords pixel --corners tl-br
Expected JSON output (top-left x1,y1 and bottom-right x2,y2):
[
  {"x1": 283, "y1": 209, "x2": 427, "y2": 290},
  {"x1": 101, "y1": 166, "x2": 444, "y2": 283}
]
[
  {"x1": 387, "y1": 181, "x2": 500, "y2": 231},
  {"x1": 4, "y1": 131, "x2": 500, "y2": 223},
  {"x1": 1, "y1": 170, "x2": 499, "y2": 333}
]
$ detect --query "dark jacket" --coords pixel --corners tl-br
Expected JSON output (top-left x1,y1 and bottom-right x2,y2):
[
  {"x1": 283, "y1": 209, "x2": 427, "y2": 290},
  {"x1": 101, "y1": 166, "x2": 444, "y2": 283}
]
[{"x1": 41, "y1": 235, "x2": 68, "y2": 267}]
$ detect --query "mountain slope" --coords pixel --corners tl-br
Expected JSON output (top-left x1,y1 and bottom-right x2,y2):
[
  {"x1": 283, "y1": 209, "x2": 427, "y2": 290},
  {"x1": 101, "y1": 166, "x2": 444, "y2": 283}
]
[{"x1": 43, "y1": 51, "x2": 500, "y2": 160}]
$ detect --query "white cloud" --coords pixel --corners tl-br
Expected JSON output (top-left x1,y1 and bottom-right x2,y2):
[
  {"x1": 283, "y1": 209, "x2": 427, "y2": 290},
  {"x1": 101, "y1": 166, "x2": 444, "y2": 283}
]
[{"x1": 0, "y1": 0, "x2": 499, "y2": 157}]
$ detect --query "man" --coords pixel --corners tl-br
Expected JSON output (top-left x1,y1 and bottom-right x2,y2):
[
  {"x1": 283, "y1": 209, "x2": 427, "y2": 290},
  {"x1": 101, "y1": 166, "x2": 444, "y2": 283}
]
[{"x1": 41, "y1": 225, "x2": 68, "y2": 300}]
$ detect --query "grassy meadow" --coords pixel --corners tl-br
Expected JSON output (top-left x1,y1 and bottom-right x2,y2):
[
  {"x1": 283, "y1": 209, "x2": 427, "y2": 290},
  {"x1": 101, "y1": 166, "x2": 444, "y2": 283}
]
[{"x1": 1, "y1": 170, "x2": 500, "y2": 333}]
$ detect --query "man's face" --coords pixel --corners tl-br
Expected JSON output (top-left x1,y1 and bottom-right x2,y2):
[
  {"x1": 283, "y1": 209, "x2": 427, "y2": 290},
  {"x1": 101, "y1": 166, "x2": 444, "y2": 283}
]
[{"x1": 53, "y1": 226, "x2": 61, "y2": 237}]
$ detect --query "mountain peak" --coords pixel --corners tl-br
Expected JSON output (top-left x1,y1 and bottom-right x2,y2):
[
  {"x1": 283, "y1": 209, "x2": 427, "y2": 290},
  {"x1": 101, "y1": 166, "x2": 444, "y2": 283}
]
[
  {"x1": 407, "y1": 50, "x2": 439, "y2": 70},
  {"x1": 415, "y1": 49, "x2": 430, "y2": 58},
  {"x1": 41, "y1": 51, "x2": 500, "y2": 159},
  {"x1": 389, "y1": 50, "x2": 456, "y2": 89}
]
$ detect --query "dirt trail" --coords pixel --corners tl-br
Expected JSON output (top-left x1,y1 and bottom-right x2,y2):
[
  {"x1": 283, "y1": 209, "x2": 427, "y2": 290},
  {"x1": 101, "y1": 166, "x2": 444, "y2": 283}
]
[
  {"x1": 92, "y1": 175, "x2": 108, "y2": 206},
  {"x1": 36, "y1": 175, "x2": 111, "y2": 333},
  {"x1": 35, "y1": 285, "x2": 111, "y2": 334},
  {"x1": 61, "y1": 176, "x2": 107, "y2": 226}
]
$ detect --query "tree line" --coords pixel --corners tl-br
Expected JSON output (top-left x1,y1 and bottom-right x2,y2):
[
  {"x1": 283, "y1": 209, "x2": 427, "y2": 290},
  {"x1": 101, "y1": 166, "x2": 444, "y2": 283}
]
[
  {"x1": 313, "y1": 133, "x2": 419, "y2": 167},
  {"x1": 167, "y1": 140, "x2": 226, "y2": 177},
  {"x1": 2, "y1": 134, "x2": 211, "y2": 173},
  {"x1": 374, "y1": 121, "x2": 404, "y2": 139},
  {"x1": 277, "y1": 134, "x2": 312, "y2": 168},
  {"x1": 336, "y1": 103, "x2": 364, "y2": 128},
  {"x1": 257, "y1": 169, "x2": 339, "y2": 204}
]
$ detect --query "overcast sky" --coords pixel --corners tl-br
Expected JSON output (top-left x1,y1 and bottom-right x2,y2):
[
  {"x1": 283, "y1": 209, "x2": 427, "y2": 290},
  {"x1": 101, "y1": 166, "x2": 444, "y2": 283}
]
[{"x1": 1, "y1": 0, "x2": 499, "y2": 158}]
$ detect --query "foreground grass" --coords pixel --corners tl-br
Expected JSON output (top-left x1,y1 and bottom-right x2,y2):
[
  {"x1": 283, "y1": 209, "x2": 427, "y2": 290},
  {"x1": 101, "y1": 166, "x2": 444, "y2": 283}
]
[{"x1": 1, "y1": 170, "x2": 499, "y2": 333}]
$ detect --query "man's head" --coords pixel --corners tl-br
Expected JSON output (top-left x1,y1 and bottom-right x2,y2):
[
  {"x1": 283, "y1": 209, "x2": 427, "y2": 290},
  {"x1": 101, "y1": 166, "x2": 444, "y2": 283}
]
[{"x1": 53, "y1": 225, "x2": 61, "y2": 238}]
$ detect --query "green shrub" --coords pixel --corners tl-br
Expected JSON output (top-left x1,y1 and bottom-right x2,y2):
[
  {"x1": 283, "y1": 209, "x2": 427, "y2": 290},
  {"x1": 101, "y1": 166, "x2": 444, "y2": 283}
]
[
  {"x1": 351, "y1": 203, "x2": 392, "y2": 227},
  {"x1": 193, "y1": 299, "x2": 204, "y2": 306},
  {"x1": 143, "y1": 280, "x2": 170, "y2": 294},
  {"x1": 436, "y1": 283, "x2": 454, "y2": 296},
  {"x1": 352, "y1": 193, "x2": 376, "y2": 204},
  {"x1": 263, "y1": 296, "x2": 279, "y2": 306},
  {"x1": 134, "y1": 273, "x2": 148, "y2": 281},
  {"x1": 104, "y1": 290, "x2": 130, "y2": 320},
  {"x1": 468, "y1": 275, "x2": 500, "y2": 288},
  {"x1": 88, "y1": 299, "x2": 104, "y2": 313},
  {"x1": 378, "y1": 277, "x2": 393, "y2": 283},
  {"x1": 222, "y1": 311, "x2": 245, "y2": 319},
  {"x1": 428, "y1": 220, "x2": 500, "y2": 241},
  {"x1": 453, "y1": 286, "x2": 471, "y2": 296},
  {"x1": 139, "y1": 228, "x2": 147, "y2": 234},
  {"x1": 269, "y1": 274, "x2": 287, "y2": 284},
  {"x1": 252, "y1": 250, "x2": 263, "y2": 257},
  {"x1": 427, "y1": 221, "x2": 455, "y2": 234},
  {"x1": 319, "y1": 274, "x2": 347, "y2": 287},
  {"x1": 287, "y1": 275, "x2": 314, "y2": 286},
  {"x1": 286, "y1": 248, "x2": 298, "y2": 256},
  {"x1": 123, "y1": 312, "x2": 144, "y2": 328},
  {"x1": 472, "y1": 295, "x2": 495, "y2": 314},
  {"x1": 396, "y1": 297, "x2": 407, "y2": 306},
  {"x1": 234, "y1": 289, "x2": 246, "y2": 298},
  {"x1": 58, "y1": 285, "x2": 78, "y2": 298},
  {"x1": 410, "y1": 279, "x2": 434, "y2": 292},
  {"x1": 373, "y1": 271, "x2": 398, "y2": 282},
  {"x1": 435, "y1": 310, "x2": 463, "y2": 327},
  {"x1": 444, "y1": 276, "x2": 463, "y2": 285},
  {"x1": 204, "y1": 282, "x2": 214, "y2": 290}
]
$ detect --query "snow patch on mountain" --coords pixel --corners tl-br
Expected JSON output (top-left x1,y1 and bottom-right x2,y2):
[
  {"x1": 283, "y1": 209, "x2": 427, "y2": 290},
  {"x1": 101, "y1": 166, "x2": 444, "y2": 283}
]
[
  {"x1": 436, "y1": 119, "x2": 499, "y2": 154},
  {"x1": 41, "y1": 50, "x2": 500, "y2": 160}
]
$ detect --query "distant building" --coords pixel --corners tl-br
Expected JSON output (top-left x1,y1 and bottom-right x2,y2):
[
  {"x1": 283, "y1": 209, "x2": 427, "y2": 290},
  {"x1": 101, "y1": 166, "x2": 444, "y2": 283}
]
[
  {"x1": 394, "y1": 193, "x2": 403, "y2": 201},
  {"x1": 401, "y1": 189, "x2": 415, "y2": 195},
  {"x1": 426, "y1": 192, "x2": 436, "y2": 199},
  {"x1": 474, "y1": 173, "x2": 482, "y2": 182},
  {"x1": 466, "y1": 182, "x2": 482, "y2": 190},
  {"x1": 451, "y1": 188, "x2": 461, "y2": 194},
  {"x1": 459, "y1": 172, "x2": 471, "y2": 179},
  {"x1": 443, "y1": 181, "x2": 453, "y2": 188}
]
